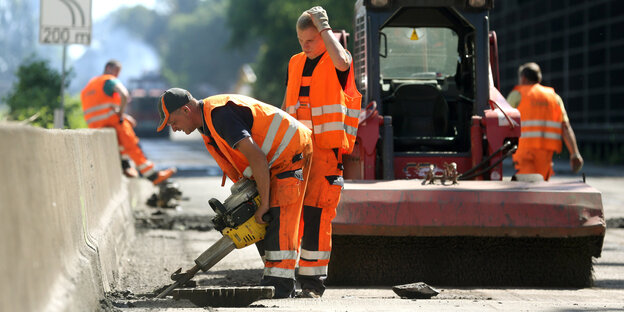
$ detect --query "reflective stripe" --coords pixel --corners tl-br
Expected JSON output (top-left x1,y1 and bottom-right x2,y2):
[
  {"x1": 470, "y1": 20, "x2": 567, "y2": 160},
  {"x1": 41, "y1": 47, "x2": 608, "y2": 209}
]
[
  {"x1": 300, "y1": 249, "x2": 331, "y2": 260},
  {"x1": 267, "y1": 112, "x2": 298, "y2": 167},
  {"x1": 142, "y1": 168, "x2": 156, "y2": 177},
  {"x1": 298, "y1": 265, "x2": 328, "y2": 276},
  {"x1": 261, "y1": 113, "x2": 283, "y2": 155},
  {"x1": 83, "y1": 103, "x2": 116, "y2": 114},
  {"x1": 243, "y1": 110, "x2": 298, "y2": 177},
  {"x1": 86, "y1": 110, "x2": 117, "y2": 125},
  {"x1": 137, "y1": 161, "x2": 153, "y2": 171},
  {"x1": 286, "y1": 106, "x2": 297, "y2": 114},
  {"x1": 314, "y1": 122, "x2": 358, "y2": 137},
  {"x1": 300, "y1": 120, "x2": 312, "y2": 129},
  {"x1": 521, "y1": 131, "x2": 562, "y2": 140},
  {"x1": 265, "y1": 250, "x2": 298, "y2": 261},
  {"x1": 523, "y1": 120, "x2": 562, "y2": 129},
  {"x1": 119, "y1": 146, "x2": 125, "y2": 152},
  {"x1": 311, "y1": 104, "x2": 360, "y2": 119},
  {"x1": 264, "y1": 267, "x2": 295, "y2": 279}
]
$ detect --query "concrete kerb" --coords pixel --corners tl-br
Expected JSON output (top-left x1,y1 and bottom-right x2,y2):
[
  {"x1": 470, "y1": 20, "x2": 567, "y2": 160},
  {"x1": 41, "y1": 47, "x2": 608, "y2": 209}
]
[{"x1": 0, "y1": 123, "x2": 150, "y2": 312}]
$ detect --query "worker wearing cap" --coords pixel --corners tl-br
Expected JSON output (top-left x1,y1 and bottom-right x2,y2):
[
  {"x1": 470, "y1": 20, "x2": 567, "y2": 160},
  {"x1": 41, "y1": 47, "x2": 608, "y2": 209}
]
[
  {"x1": 81, "y1": 60, "x2": 176, "y2": 184},
  {"x1": 507, "y1": 62, "x2": 583, "y2": 181},
  {"x1": 157, "y1": 88, "x2": 313, "y2": 298},
  {"x1": 282, "y1": 6, "x2": 362, "y2": 298}
]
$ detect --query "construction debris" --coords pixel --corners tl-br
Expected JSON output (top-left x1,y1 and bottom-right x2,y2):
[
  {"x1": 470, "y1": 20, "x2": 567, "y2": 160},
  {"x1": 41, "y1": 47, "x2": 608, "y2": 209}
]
[
  {"x1": 147, "y1": 179, "x2": 183, "y2": 208},
  {"x1": 392, "y1": 282, "x2": 439, "y2": 299}
]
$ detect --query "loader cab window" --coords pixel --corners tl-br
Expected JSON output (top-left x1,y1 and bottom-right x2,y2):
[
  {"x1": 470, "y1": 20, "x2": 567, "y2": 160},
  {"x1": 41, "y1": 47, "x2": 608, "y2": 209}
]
[
  {"x1": 379, "y1": 27, "x2": 465, "y2": 152},
  {"x1": 380, "y1": 27, "x2": 458, "y2": 80}
]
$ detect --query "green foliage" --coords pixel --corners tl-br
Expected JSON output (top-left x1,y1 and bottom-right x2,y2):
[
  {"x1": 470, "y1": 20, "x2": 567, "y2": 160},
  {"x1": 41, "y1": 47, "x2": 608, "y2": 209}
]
[
  {"x1": 114, "y1": 0, "x2": 257, "y2": 97},
  {"x1": 2, "y1": 56, "x2": 83, "y2": 128},
  {"x1": 65, "y1": 95, "x2": 87, "y2": 129},
  {"x1": 3, "y1": 56, "x2": 63, "y2": 127},
  {"x1": 225, "y1": 0, "x2": 355, "y2": 105},
  {"x1": 112, "y1": 0, "x2": 354, "y2": 106}
]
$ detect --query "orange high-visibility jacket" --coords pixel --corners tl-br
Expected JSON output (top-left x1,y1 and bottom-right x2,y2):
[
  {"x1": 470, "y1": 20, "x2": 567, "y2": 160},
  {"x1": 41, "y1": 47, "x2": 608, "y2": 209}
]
[
  {"x1": 80, "y1": 74, "x2": 121, "y2": 128},
  {"x1": 200, "y1": 94, "x2": 311, "y2": 183},
  {"x1": 514, "y1": 84, "x2": 563, "y2": 153},
  {"x1": 284, "y1": 52, "x2": 362, "y2": 154}
]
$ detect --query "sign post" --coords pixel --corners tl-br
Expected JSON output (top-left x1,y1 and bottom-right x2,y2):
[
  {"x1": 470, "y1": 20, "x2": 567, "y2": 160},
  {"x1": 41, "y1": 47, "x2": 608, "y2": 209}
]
[{"x1": 40, "y1": 0, "x2": 92, "y2": 128}]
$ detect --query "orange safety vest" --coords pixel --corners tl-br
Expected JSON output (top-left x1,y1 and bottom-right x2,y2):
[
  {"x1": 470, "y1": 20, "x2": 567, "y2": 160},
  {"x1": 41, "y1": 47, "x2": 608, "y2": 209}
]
[
  {"x1": 514, "y1": 84, "x2": 563, "y2": 153},
  {"x1": 284, "y1": 52, "x2": 362, "y2": 154},
  {"x1": 80, "y1": 74, "x2": 121, "y2": 128},
  {"x1": 200, "y1": 94, "x2": 310, "y2": 183}
]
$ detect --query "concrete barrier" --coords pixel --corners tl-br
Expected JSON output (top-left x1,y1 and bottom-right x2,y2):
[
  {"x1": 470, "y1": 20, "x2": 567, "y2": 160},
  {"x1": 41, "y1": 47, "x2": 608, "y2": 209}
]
[{"x1": 0, "y1": 123, "x2": 147, "y2": 312}]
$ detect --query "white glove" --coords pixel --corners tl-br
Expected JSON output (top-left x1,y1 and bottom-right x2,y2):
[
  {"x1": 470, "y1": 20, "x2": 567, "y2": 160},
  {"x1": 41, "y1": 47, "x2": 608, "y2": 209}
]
[{"x1": 307, "y1": 6, "x2": 331, "y2": 32}]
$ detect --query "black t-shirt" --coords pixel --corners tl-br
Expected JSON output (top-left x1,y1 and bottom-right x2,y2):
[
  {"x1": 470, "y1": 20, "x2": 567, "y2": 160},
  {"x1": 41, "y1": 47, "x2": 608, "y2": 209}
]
[
  {"x1": 286, "y1": 52, "x2": 350, "y2": 93},
  {"x1": 198, "y1": 101, "x2": 253, "y2": 148}
]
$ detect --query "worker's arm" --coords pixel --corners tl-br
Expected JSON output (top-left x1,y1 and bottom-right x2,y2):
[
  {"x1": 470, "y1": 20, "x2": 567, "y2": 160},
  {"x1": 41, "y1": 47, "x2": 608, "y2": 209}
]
[
  {"x1": 320, "y1": 30, "x2": 351, "y2": 71},
  {"x1": 236, "y1": 137, "x2": 271, "y2": 224},
  {"x1": 280, "y1": 89, "x2": 288, "y2": 111},
  {"x1": 113, "y1": 82, "x2": 130, "y2": 119},
  {"x1": 308, "y1": 6, "x2": 351, "y2": 71},
  {"x1": 562, "y1": 120, "x2": 583, "y2": 173},
  {"x1": 557, "y1": 95, "x2": 583, "y2": 173}
]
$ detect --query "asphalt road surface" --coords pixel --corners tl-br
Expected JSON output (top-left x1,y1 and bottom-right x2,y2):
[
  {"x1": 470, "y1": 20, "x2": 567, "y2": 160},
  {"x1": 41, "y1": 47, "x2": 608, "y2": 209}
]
[{"x1": 106, "y1": 136, "x2": 624, "y2": 311}]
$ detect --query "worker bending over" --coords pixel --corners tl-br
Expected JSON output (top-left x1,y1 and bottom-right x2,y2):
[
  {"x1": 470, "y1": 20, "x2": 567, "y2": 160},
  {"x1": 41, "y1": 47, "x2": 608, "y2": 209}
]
[
  {"x1": 81, "y1": 60, "x2": 176, "y2": 184},
  {"x1": 156, "y1": 88, "x2": 312, "y2": 298},
  {"x1": 507, "y1": 62, "x2": 583, "y2": 180},
  {"x1": 282, "y1": 6, "x2": 362, "y2": 298}
]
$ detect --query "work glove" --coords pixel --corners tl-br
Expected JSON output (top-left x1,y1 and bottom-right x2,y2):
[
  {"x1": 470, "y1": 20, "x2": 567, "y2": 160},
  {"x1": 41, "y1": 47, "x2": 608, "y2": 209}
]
[
  {"x1": 570, "y1": 153, "x2": 583, "y2": 173},
  {"x1": 307, "y1": 6, "x2": 331, "y2": 32}
]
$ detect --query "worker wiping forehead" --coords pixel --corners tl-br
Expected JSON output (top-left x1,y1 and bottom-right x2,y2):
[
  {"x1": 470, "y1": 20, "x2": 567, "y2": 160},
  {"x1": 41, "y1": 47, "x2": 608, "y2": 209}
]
[{"x1": 282, "y1": 6, "x2": 362, "y2": 299}]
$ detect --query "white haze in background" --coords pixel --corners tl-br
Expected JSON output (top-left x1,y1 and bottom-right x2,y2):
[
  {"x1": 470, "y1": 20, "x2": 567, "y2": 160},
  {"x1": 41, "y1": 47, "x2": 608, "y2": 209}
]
[
  {"x1": 0, "y1": 0, "x2": 161, "y2": 98},
  {"x1": 68, "y1": 16, "x2": 159, "y2": 94},
  {"x1": 68, "y1": 0, "x2": 161, "y2": 64}
]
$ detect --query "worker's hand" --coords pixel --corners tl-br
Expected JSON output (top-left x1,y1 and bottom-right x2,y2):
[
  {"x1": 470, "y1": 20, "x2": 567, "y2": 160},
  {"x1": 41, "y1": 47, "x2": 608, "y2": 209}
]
[
  {"x1": 254, "y1": 203, "x2": 270, "y2": 225},
  {"x1": 307, "y1": 6, "x2": 331, "y2": 32},
  {"x1": 570, "y1": 153, "x2": 584, "y2": 173}
]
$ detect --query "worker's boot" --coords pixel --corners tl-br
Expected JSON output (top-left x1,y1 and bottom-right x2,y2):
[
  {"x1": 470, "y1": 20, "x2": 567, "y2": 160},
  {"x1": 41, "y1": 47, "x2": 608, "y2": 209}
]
[
  {"x1": 148, "y1": 167, "x2": 177, "y2": 185},
  {"x1": 145, "y1": 168, "x2": 183, "y2": 208},
  {"x1": 296, "y1": 289, "x2": 321, "y2": 299}
]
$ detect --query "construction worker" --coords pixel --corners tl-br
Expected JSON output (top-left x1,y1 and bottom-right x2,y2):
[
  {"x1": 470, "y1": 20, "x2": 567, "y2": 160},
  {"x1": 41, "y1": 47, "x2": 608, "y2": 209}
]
[
  {"x1": 81, "y1": 60, "x2": 176, "y2": 185},
  {"x1": 507, "y1": 62, "x2": 583, "y2": 181},
  {"x1": 156, "y1": 88, "x2": 313, "y2": 298},
  {"x1": 282, "y1": 6, "x2": 362, "y2": 298}
]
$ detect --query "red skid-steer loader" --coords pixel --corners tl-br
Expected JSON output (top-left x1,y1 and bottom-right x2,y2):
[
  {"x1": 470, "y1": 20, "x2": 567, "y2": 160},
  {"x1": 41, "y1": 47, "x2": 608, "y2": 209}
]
[{"x1": 327, "y1": 0, "x2": 605, "y2": 287}]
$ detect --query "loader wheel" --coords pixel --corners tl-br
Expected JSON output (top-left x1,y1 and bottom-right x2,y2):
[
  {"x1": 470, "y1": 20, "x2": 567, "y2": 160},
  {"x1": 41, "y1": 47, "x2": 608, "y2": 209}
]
[{"x1": 327, "y1": 235, "x2": 602, "y2": 287}]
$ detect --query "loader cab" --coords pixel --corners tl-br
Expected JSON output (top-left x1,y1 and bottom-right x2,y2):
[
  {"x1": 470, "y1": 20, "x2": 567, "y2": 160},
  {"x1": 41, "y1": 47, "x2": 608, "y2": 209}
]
[{"x1": 346, "y1": 0, "x2": 499, "y2": 180}]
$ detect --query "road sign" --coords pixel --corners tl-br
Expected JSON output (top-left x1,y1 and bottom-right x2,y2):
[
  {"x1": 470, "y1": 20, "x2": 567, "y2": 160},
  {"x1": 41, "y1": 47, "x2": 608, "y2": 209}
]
[{"x1": 39, "y1": 0, "x2": 92, "y2": 45}]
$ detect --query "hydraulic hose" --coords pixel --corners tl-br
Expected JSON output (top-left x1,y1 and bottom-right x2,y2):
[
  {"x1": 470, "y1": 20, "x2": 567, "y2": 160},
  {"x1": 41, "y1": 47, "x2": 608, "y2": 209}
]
[
  {"x1": 459, "y1": 145, "x2": 517, "y2": 180},
  {"x1": 460, "y1": 141, "x2": 513, "y2": 178}
]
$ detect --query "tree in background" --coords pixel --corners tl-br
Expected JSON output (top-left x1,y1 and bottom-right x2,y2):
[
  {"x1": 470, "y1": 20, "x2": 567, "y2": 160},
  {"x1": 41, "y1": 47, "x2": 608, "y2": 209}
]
[
  {"x1": 114, "y1": 0, "x2": 257, "y2": 97},
  {"x1": 2, "y1": 56, "x2": 85, "y2": 129},
  {"x1": 225, "y1": 0, "x2": 355, "y2": 105}
]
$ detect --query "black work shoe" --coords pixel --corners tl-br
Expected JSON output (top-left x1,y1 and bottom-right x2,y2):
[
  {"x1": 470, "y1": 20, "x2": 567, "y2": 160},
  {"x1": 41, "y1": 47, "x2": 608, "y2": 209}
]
[{"x1": 296, "y1": 289, "x2": 321, "y2": 298}]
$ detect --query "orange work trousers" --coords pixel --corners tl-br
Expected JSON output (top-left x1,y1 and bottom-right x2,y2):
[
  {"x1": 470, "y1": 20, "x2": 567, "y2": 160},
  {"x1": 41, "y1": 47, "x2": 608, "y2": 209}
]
[
  {"x1": 513, "y1": 148, "x2": 555, "y2": 181},
  {"x1": 260, "y1": 143, "x2": 312, "y2": 298},
  {"x1": 297, "y1": 140, "x2": 343, "y2": 287},
  {"x1": 92, "y1": 117, "x2": 155, "y2": 176}
]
